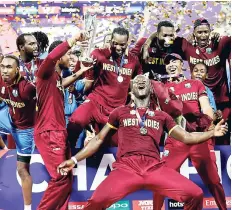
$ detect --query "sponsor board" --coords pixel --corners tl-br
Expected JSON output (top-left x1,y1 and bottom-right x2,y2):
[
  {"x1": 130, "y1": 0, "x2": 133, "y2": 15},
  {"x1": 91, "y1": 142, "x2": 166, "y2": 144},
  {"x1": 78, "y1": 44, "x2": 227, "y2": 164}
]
[
  {"x1": 203, "y1": 197, "x2": 231, "y2": 209},
  {"x1": 68, "y1": 202, "x2": 86, "y2": 210},
  {"x1": 0, "y1": 147, "x2": 230, "y2": 210},
  {"x1": 68, "y1": 200, "x2": 129, "y2": 210},
  {"x1": 132, "y1": 200, "x2": 165, "y2": 210},
  {"x1": 107, "y1": 200, "x2": 130, "y2": 210},
  {"x1": 168, "y1": 199, "x2": 184, "y2": 209}
]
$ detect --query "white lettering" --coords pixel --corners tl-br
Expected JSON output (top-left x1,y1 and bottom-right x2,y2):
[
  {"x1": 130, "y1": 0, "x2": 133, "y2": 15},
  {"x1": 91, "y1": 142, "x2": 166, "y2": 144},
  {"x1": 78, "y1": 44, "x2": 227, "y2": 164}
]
[
  {"x1": 16, "y1": 154, "x2": 48, "y2": 193},
  {"x1": 74, "y1": 159, "x2": 87, "y2": 191},
  {"x1": 90, "y1": 154, "x2": 115, "y2": 190}
]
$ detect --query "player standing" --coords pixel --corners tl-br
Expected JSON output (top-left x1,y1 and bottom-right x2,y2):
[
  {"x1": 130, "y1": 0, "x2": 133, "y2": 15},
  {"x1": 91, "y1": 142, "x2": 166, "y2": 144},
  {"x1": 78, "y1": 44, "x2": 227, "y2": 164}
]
[
  {"x1": 35, "y1": 31, "x2": 89, "y2": 210},
  {"x1": 0, "y1": 55, "x2": 36, "y2": 210}
]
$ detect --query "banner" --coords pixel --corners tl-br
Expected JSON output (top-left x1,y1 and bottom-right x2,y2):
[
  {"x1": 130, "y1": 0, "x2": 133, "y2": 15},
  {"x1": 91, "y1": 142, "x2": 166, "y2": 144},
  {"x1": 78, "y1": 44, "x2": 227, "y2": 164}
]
[{"x1": 0, "y1": 146, "x2": 230, "y2": 210}]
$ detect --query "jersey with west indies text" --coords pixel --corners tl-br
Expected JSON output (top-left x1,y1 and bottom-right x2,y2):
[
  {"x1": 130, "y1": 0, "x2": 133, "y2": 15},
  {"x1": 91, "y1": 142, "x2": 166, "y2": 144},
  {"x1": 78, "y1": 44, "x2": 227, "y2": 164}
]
[
  {"x1": 86, "y1": 48, "x2": 142, "y2": 111},
  {"x1": 107, "y1": 105, "x2": 177, "y2": 160},
  {"x1": 165, "y1": 79, "x2": 207, "y2": 115}
]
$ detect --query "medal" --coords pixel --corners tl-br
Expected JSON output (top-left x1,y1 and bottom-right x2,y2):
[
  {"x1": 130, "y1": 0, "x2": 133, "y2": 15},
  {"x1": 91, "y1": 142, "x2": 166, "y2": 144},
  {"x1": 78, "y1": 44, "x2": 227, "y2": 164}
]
[
  {"x1": 135, "y1": 106, "x2": 150, "y2": 136},
  {"x1": 140, "y1": 127, "x2": 147, "y2": 135},
  {"x1": 113, "y1": 54, "x2": 125, "y2": 83},
  {"x1": 117, "y1": 75, "x2": 123, "y2": 83}
]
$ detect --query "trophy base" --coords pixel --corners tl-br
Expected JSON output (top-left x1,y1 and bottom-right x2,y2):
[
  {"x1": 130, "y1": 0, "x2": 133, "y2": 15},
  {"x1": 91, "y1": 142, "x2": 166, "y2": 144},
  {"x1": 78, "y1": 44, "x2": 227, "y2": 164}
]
[{"x1": 79, "y1": 56, "x2": 94, "y2": 63}]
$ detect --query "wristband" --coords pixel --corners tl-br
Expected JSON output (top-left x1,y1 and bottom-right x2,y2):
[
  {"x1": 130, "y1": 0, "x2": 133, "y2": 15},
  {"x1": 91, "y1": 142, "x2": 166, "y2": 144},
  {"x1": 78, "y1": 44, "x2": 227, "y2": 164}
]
[
  {"x1": 67, "y1": 38, "x2": 76, "y2": 48},
  {"x1": 71, "y1": 156, "x2": 78, "y2": 165}
]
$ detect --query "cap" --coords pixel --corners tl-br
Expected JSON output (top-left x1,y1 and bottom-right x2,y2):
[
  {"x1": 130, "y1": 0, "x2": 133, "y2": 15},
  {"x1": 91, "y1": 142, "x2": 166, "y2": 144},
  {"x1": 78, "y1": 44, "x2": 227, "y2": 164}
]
[
  {"x1": 164, "y1": 53, "x2": 183, "y2": 65},
  {"x1": 194, "y1": 18, "x2": 210, "y2": 29}
]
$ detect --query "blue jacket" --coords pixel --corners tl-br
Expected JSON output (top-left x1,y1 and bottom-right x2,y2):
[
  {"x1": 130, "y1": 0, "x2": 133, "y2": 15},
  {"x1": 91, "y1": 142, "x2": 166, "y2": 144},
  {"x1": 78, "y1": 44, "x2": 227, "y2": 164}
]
[{"x1": 205, "y1": 86, "x2": 217, "y2": 111}]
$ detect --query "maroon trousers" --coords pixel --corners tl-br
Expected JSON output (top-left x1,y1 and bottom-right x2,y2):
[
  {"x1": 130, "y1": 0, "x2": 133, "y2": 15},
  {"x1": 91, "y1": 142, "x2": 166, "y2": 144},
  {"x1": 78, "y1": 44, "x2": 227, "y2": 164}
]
[
  {"x1": 35, "y1": 130, "x2": 72, "y2": 210},
  {"x1": 84, "y1": 155, "x2": 203, "y2": 210},
  {"x1": 153, "y1": 138, "x2": 227, "y2": 210},
  {"x1": 68, "y1": 99, "x2": 117, "y2": 148}
]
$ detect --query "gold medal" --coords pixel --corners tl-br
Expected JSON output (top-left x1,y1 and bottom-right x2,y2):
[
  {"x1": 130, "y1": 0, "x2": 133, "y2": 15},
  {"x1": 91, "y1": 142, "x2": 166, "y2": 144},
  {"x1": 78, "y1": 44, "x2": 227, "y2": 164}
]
[{"x1": 140, "y1": 127, "x2": 147, "y2": 135}]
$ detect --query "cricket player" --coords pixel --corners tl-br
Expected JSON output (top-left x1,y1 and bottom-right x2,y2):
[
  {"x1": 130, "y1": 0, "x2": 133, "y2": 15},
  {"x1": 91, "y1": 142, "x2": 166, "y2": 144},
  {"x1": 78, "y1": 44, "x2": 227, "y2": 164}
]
[
  {"x1": 0, "y1": 55, "x2": 36, "y2": 210},
  {"x1": 35, "y1": 31, "x2": 90, "y2": 210},
  {"x1": 57, "y1": 75, "x2": 227, "y2": 210},
  {"x1": 153, "y1": 53, "x2": 227, "y2": 210},
  {"x1": 68, "y1": 27, "x2": 142, "y2": 148}
]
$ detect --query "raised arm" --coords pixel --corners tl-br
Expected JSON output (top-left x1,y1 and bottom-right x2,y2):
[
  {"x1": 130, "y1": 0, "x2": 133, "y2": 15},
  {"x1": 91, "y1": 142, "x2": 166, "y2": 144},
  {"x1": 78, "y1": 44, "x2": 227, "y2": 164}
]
[
  {"x1": 170, "y1": 119, "x2": 227, "y2": 145},
  {"x1": 37, "y1": 31, "x2": 88, "y2": 79}
]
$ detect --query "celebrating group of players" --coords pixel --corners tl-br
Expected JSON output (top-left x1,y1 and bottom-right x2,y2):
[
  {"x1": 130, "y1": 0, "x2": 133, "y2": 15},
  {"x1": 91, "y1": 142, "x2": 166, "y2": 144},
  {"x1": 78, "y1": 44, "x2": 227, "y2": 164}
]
[{"x1": 0, "y1": 17, "x2": 230, "y2": 210}]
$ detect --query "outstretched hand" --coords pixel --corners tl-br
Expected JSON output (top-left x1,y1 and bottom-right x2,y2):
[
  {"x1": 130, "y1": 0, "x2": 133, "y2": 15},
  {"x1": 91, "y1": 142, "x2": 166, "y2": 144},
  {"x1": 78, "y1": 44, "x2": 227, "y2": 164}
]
[
  {"x1": 213, "y1": 119, "x2": 228, "y2": 137},
  {"x1": 80, "y1": 57, "x2": 97, "y2": 72},
  {"x1": 57, "y1": 159, "x2": 76, "y2": 175}
]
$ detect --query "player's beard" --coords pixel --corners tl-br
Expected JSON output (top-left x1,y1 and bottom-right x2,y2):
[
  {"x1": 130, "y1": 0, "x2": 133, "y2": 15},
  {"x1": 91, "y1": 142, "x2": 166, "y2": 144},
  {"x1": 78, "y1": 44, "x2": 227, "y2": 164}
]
[
  {"x1": 110, "y1": 46, "x2": 124, "y2": 59},
  {"x1": 25, "y1": 51, "x2": 35, "y2": 62}
]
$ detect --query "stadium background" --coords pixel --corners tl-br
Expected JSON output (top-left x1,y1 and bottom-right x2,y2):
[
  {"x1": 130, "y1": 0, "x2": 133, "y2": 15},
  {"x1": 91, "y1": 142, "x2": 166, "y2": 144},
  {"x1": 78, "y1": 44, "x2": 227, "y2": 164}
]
[{"x1": 0, "y1": 1, "x2": 231, "y2": 210}]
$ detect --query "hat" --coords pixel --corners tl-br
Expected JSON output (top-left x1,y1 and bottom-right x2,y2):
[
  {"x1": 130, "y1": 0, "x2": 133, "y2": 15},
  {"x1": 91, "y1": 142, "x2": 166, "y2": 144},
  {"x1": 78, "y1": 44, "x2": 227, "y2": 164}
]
[
  {"x1": 164, "y1": 53, "x2": 183, "y2": 65},
  {"x1": 194, "y1": 18, "x2": 210, "y2": 29}
]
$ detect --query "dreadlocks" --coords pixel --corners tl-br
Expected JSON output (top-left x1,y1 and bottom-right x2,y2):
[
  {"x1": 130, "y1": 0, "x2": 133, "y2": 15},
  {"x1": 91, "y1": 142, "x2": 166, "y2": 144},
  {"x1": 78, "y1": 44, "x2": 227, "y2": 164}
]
[{"x1": 32, "y1": 31, "x2": 49, "y2": 53}]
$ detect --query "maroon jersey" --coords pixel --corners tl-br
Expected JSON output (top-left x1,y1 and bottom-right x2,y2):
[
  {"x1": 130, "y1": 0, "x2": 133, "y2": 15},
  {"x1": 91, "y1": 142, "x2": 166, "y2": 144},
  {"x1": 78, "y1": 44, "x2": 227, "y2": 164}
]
[
  {"x1": 19, "y1": 57, "x2": 43, "y2": 84},
  {"x1": 182, "y1": 36, "x2": 231, "y2": 103},
  {"x1": 151, "y1": 80, "x2": 183, "y2": 118},
  {"x1": 131, "y1": 37, "x2": 185, "y2": 78},
  {"x1": 35, "y1": 42, "x2": 70, "y2": 134},
  {"x1": 108, "y1": 105, "x2": 177, "y2": 160},
  {"x1": 0, "y1": 75, "x2": 36, "y2": 129},
  {"x1": 165, "y1": 79, "x2": 207, "y2": 115},
  {"x1": 86, "y1": 48, "x2": 142, "y2": 111}
]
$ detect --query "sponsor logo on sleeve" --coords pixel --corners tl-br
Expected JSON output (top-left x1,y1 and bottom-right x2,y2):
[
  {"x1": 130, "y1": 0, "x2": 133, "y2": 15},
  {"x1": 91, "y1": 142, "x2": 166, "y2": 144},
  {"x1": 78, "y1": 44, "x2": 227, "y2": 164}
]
[{"x1": 163, "y1": 149, "x2": 169, "y2": 157}]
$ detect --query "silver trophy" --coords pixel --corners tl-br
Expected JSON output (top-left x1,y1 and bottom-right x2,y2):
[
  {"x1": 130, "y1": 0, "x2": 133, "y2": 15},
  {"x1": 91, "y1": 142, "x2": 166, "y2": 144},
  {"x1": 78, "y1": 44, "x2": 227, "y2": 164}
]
[{"x1": 79, "y1": 12, "x2": 98, "y2": 63}]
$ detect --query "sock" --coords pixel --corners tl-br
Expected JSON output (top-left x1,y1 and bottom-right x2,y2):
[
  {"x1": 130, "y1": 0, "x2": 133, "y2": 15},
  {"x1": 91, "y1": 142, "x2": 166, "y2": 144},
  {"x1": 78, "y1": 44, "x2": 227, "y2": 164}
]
[{"x1": 24, "y1": 204, "x2": 31, "y2": 210}]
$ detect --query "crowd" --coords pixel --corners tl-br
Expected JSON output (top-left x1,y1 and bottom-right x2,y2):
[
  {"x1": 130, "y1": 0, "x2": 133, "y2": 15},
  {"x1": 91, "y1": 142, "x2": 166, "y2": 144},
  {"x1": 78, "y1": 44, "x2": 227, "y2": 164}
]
[{"x1": 0, "y1": 16, "x2": 230, "y2": 210}]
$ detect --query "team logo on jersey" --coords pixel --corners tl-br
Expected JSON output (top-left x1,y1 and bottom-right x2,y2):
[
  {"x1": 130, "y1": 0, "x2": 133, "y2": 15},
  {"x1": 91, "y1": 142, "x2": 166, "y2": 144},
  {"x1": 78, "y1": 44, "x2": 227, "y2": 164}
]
[
  {"x1": 12, "y1": 89, "x2": 18, "y2": 97},
  {"x1": 196, "y1": 48, "x2": 200, "y2": 55},
  {"x1": 148, "y1": 111, "x2": 155, "y2": 117},
  {"x1": 169, "y1": 87, "x2": 175, "y2": 92},
  {"x1": 164, "y1": 98, "x2": 169, "y2": 104},
  {"x1": 163, "y1": 149, "x2": 169, "y2": 157},
  {"x1": 151, "y1": 47, "x2": 157, "y2": 53},
  {"x1": 1, "y1": 87, "x2": 5, "y2": 94},
  {"x1": 109, "y1": 57, "x2": 113, "y2": 62},
  {"x1": 206, "y1": 47, "x2": 212, "y2": 54},
  {"x1": 130, "y1": 110, "x2": 136, "y2": 115},
  {"x1": 184, "y1": 83, "x2": 191, "y2": 88},
  {"x1": 124, "y1": 59, "x2": 128, "y2": 64}
]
